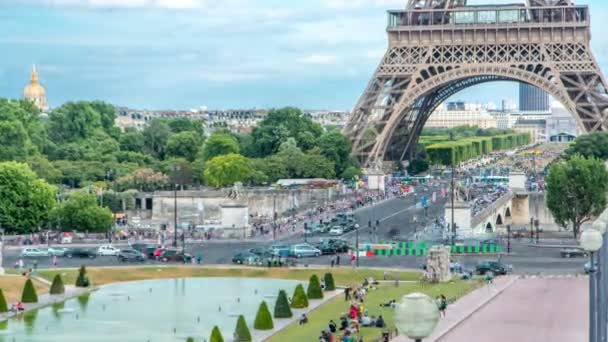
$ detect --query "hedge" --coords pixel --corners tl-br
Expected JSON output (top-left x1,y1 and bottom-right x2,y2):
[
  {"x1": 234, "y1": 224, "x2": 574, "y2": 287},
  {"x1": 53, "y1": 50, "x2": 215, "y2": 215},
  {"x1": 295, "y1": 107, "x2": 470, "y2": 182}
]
[
  {"x1": 306, "y1": 275, "x2": 323, "y2": 299},
  {"x1": 75, "y1": 265, "x2": 90, "y2": 288},
  {"x1": 210, "y1": 326, "x2": 224, "y2": 342},
  {"x1": 324, "y1": 273, "x2": 336, "y2": 291},
  {"x1": 291, "y1": 284, "x2": 309, "y2": 309},
  {"x1": 254, "y1": 301, "x2": 274, "y2": 330},
  {"x1": 0, "y1": 289, "x2": 7, "y2": 313},
  {"x1": 21, "y1": 278, "x2": 38, "y2": 303},
  {"x1": 50, "y1": 274, "x2": 65, "y2": 295},
  {"x1": 186, "y1": 338, "x2": 194, "y2": 342},
  {"x1": 274, "y1": 289, "x2": 293, "y2": 318},
  {"x1": 234, "y1": 315, "x2": 252, "y2": 342}
]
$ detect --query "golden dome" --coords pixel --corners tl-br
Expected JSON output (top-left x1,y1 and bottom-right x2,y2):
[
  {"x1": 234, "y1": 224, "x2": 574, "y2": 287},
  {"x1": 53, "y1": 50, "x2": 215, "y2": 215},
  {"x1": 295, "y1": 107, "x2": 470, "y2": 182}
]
[{"x1": 23, "y1": 65, "x2": 49, "y2": 111}]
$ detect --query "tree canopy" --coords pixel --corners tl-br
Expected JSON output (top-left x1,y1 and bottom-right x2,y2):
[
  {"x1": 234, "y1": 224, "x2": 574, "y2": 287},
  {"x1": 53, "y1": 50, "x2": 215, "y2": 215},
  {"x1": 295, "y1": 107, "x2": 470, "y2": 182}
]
[
  {"x1": 202, "y1": 133, "x2": 240, "y2": 161},
  {"x1": 51, "y1": 191, "x2": 114, "y2": 233},
  {"x1": 204, "y1": 154, "x2": 251, "y2": 187},
  {"x1": 565, "y1": 132, "x2": 608, "y2": 160}
]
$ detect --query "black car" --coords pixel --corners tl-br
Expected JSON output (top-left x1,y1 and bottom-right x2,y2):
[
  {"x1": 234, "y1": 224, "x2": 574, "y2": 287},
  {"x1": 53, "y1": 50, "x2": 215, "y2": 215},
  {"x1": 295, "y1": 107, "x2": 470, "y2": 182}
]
[
  {"x1": 232, "y1": 252, "x2": 259, "y2": 265},
  {"x1": 314, "y1": 242, "x2": 337, "y2": 255},
  {"x1": 130, "y1": 243, "x2": 155, "y2": 254},
  {"x1": 475, "y1": 260, "x2": 508, "y2": 275},
  {"x1": 327, "y1": 239, "x2": 350, "y2": 253},
  {"x1": 248, "y1": 247, "x2": 273, "y2": 258},
  {"x1": 117, "y1": 249, "x2": 145, "y2": 262},
  {"x1": 160, "y1": 249, "x2": 192, "y2": 263},
  {"x1": 66, "y1": 248, "x2": 96, "y2": 259}
]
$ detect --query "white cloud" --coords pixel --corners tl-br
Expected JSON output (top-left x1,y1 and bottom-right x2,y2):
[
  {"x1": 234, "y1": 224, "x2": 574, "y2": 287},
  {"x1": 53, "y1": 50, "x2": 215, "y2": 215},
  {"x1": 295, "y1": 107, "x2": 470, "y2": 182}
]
[{"x1": 299, "y1": 54, "x2": 338, "y2": 65}]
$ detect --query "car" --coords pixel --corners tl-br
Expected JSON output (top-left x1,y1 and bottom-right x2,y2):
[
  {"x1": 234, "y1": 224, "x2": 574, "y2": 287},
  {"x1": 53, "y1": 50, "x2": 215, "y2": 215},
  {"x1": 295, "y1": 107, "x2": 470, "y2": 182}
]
[
  {"x1": 20, "y1": 247, "x2": 49, "y2": 258},
  {"x1": 290, "y1": 244, "x2": 322, "y2": 258},
  {"x1": 248, "y1": 247, "x2": 273, "y2": 258},
  {"x1": 560, "y1": 248, "x2": 588, "y2": 258},
  {"x1": 153, "y1": 248, "x2": 167, "y2": 258},
  {"x1": 65, "y1": 248, "x2": 97, "y2": 259},
  {"x1": 47, "y1": 247, "x2": 68, "y2": 256},
  {"x1": 314, "y1": 242, "x2": 337, "y2": 255},
  {"x1": 475, "y1": 260, "x2": 508, "y2": 275},
  {"x1": 97, "y1": 245, "x2": 120, "y2": 256},
  {"x1": 307, "y1": 224, "x2": 326, "y2": 234},
  {"x1": 270, "y1": 245, "x2": 290, "y2": 257},
  {"x1": 117, "y1": 249, "x2": 145, "y2": 262},
  {"x1": 327, "y1": 239, "x2": 350, "y2": 253},
  {"x1": 232, "y1": 252, "x2": 259, "y2": 265},
  {"x1": 160, "y1": 249, "x2": 192, "y2": 263},
  {"x1": 329, "y1": 227, "x2": 344, "y2": 236},
  {"x1": 130, "y1": 243, "x2": 154, "y2": 253}
]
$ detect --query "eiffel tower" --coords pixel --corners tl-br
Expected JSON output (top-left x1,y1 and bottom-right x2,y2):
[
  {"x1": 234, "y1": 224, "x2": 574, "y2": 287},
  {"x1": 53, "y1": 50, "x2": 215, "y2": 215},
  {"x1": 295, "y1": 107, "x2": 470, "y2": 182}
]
[{"x1": 344, "y1": 0, "x2": 608, "y2": 167}]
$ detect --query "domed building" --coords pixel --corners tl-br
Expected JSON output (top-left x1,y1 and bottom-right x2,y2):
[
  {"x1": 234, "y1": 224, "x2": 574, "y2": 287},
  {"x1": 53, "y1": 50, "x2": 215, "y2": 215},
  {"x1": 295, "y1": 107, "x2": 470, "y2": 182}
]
[{"x1": 23, "y1": 65, "x2": 49, "y2": 112}]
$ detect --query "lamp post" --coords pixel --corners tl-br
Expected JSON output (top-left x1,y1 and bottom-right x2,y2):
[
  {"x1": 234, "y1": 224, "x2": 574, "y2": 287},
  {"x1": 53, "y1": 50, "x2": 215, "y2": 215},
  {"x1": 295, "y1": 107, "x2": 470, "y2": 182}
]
[
  {"x1": 592, "y1": 219, "x2": 608, "y2": 342},
  {"x1": 534, "y1": 219, "x2": 540, "y2": 245},
  {"x1": 506, "y1": 224, "x2": 511, "y2": 254},
  {"x1": 395, "y1": 292, "x2": 440, "y2": 342},
  {"x1": 581, "y1": 228, "x2": 603, "y2": 342},
  {"x1": 449, "y1": 132, "x2": 456, "y2": 247},
  {"x1": 172, "y1": 165, "x2": 181, "y2": 248}
]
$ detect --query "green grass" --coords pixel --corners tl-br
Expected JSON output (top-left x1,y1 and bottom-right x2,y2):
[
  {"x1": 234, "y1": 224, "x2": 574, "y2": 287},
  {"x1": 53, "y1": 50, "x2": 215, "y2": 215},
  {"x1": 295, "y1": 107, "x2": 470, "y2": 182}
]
[
  {"x1": 36, "y1": 266, "x2": 421, "y2": 288},
  {"x1": 268, "y1": 279, "x2": 482, "y2": 342}
]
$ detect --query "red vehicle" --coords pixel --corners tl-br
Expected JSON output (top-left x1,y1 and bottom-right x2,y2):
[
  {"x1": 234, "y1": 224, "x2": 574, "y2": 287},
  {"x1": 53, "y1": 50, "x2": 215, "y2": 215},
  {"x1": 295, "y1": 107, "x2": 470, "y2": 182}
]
[{"x1": 153, "y1": 248, "x2": 166, "y2": 258}]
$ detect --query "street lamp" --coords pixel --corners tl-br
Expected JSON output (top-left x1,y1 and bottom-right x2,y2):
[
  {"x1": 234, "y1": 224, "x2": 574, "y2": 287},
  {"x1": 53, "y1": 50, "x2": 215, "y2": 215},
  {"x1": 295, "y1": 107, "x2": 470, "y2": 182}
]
[
  {"x1": 581, "y1": 228, "x2": 603, "y2": 342},
  {"x1": 172, "y1": 165, "x2": 181, "y2": 248},
  {"x1": 395, "y1": 292, "x2": 440, "y2": 342},
  {"x1": 591, "y1": 220, "x2": 607, "y2": 342}
]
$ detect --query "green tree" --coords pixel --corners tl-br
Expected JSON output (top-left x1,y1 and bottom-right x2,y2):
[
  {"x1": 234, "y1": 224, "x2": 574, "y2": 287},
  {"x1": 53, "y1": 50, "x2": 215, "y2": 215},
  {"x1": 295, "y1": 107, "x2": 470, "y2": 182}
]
[
  {"x1": 0, "y1": 120, "x2": 32, "y2": 161},
  {"x1": 565, "y1": 132, "x2": 608, "y2": 160},
  {"x1": 546, "y1": 155, "x2": 608, "y2": 238},
  {"x1": 0, "y1": 289, "x2": 7, "y2": 313},
  {"x1": 116, "y1": 168, "x2": 168, "y2": 191},
  {"x1": 166, "y1": 131, "x2": 202, "y2": 162},
  {"x1": 317, "y1": 130, "x2": 352, "y2": 175},
  {"x1": 341, "y1": 166, "x2": 361, "y2": 182},
  {"x1": 186, "y1": 338, "x2": 194, "y2": 342},
  {"x1": 209, "y1": 326, "x2": 224, "y2": 342},
  {"x1": 323, "y1": 273, "x2": 336, "y2": 291},
  {"x1": 165, "y1": 118, "x2": 204, "y2": 136},
  {"x1": 233, "y1": 315, "x2": 252, "y2": 342},
  {"x1": 119, "y1": 130, "x2": 146, "y2": 153},
  {"x1": 143, "y1": 120, "x2": 171, "y2": 159},
  {"x1": 88, "y1": 101, "x2": 119, "y2": 138},
  {"x1": 26, "y1": 155, "x2": 62, "y2": 183},
  {"x1": 21, "y1": 278, "x2": 38, "y2": 303},
  {"x1": 253, "y1": 301, "x2": 274, "y2": 330},
  {"x1": 290, "y1": 284, "x2": 309, "y2": 308},
  {"x1": 202, "y1": 133, "x2": 240, "y2": 161},
  {"x1": 75, "y1": 265, "x2": 90, "y2": 287},
  {"x1": 51, "y1": 191, "x2": 113, "y2": 233},
  {"x1": 204, "y1": 154, "x2": 251, "y2": 187},
  {"x1": 306, "y1": 275, "x2": 324, "y2": 299},
  {"x1": 0, "y1": 162, "x2": 56, "y2": 234},
  {"x1": 50, "y1": 274, "x2": 65, "y2": 295},
  {"x1": 48, "y1": 102, "x2": 104, "y2": 143},
  {"x1": 274, "y1": 289, "x2": 293, "y2": 318}
]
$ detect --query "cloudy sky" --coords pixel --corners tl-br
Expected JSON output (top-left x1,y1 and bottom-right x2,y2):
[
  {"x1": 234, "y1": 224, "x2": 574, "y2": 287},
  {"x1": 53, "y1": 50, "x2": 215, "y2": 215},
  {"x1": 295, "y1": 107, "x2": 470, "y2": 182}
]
[{"x1": 1, "y1": 0, "x2": 608, "y2": 110}]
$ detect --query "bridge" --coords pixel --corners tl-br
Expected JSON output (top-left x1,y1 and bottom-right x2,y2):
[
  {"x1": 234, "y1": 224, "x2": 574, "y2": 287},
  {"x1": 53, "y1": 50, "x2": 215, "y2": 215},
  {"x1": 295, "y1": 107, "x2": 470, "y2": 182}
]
[
  {"x1": 445, "y1": 191, "x2": 513, "y2": 235},
  {"x1": 344, "y1": 0, "x2": 608, "y2": 168}
]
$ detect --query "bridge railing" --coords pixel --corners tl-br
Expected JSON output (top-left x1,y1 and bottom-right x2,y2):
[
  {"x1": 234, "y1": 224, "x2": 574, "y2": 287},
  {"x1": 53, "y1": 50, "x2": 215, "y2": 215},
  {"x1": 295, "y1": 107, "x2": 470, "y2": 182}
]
[
  {"x1": 471, "y1": 191, "x2": 514, "y2": 229},
  {"x1": 388, "y1": 5, "x2": 588, "y2": 28}
]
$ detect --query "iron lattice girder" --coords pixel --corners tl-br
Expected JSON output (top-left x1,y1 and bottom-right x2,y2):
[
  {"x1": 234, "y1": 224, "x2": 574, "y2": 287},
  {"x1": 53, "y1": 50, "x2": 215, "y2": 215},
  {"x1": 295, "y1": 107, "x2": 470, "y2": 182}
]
[{"x1": 346, "y1": 15, "x2": 608, "y2": 167}]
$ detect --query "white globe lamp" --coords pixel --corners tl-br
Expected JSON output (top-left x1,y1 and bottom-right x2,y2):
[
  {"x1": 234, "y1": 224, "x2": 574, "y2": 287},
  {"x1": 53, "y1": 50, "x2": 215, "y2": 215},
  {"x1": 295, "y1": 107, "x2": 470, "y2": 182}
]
[
  {"x1": 581, "y1": 228, "x2": 603, "y2": 252},
  {"x1": 395, "y1": 292, "x2": 440, "y2": 341}
]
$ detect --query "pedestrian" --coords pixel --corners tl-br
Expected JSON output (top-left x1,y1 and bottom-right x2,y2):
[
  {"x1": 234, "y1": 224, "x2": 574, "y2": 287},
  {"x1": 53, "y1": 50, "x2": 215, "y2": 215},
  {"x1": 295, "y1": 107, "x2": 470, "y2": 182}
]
[
  {"x1": 330, "y1": 256, "x2": 335, "y2": 268},
  {"x1": 437, "y1": 294, "x2": 447, "y2": 317},
  {"x1": 344, "y1": 287, "x2": 351, "y2": 301},
  {"x1": 350, "y1": 254, "x2": 356, "y2": 268},
  {"x1": 32, "y1": 260, "x2": 38, "y2": 273},
  {"x1": 336, "y1": 254, "x2": 341, "y2": 267},
  {"x1": 18, "y1": 258, "x2": 24, "y2": 270},
  {"x1": 53, "y1": 255, "x2": 58, "y2": 267}
]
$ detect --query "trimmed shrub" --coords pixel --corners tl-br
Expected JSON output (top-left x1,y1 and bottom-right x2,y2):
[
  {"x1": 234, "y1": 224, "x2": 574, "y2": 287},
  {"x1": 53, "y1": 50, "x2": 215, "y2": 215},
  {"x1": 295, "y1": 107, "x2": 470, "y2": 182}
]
[
  {"x1": 290, "y1": 284, "x2": 309, "y2": 308},
  {"x1": 233, "y1": 315, "x2": 252, "y2": 342},
  {"x1": 50, "y1": 274, "x2": 65, "y2": 295},
  {"x1": 75, "y1": 265, "x2": 90, "y2": 287},
  {"x1": 324, "y1": 273, "x2": 336, "y2": 291},
  {"x1": 186, "y1": 338, "x2": 194, "y2": 342},
  {"x1": 0, "y1": 289, "x2": 7, "y2": 313},
  {"x1": 306, "y1": 275, "x2": 323, "y2": 299},
  {"x1": 274, "y1": 289, "x2": 292, "y2": 318},
  {"x1": 253, "y1": 301, "x2": 274, "y2": 330},
  {"x1": 21, "y1": 278, "x2": 38, "y2": 303},
  {"x1": 210, "y1": 325, "x2": 224, "y2": 342}
]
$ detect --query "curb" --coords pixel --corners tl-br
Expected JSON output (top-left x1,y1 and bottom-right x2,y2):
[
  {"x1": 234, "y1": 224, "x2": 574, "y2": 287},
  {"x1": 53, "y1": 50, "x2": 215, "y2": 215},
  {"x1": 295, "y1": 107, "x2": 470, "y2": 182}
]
[{"x1": 432, "y1": 276, "x2": 519, "y2": 342}]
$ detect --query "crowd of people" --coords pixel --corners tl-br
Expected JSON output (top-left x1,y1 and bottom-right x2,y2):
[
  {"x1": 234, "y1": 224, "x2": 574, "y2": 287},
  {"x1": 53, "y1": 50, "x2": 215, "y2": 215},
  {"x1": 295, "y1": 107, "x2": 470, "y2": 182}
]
[{"x1": 470, "y1": 184, "x2": 509, "y2": 216}]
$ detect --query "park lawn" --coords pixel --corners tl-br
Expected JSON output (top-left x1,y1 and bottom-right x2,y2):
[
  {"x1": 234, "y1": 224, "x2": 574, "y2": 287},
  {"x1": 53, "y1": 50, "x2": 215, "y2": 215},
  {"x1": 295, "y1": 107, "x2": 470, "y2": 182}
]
[
  {"x1": 37, "y1": 266, "x2": 421, "y2": 287},
  {"x1": 268, "y1": 279, "x2": 483, "y2": 342},
  {"x1": 0, "y1": 276, "x2": 49, "y2": 304}
]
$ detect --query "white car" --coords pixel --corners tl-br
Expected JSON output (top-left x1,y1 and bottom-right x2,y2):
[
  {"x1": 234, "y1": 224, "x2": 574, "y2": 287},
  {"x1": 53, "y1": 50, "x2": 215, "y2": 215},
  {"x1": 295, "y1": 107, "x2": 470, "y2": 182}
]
[
  {"x1": 290, "y1": 244, "x2": 322, "y2": 258},
  {"x1": 329, "y1": 227, "x2": 344, "y2": 236},
  {"x1": 21, "y1": 247, "x2": 49, "y2": 258},
  {"x1": 48, "y1": 247, "x2": 68, "y2": 256},
  {"x1": 97, "y1": 245, "x2": 120, "y2": 256}
]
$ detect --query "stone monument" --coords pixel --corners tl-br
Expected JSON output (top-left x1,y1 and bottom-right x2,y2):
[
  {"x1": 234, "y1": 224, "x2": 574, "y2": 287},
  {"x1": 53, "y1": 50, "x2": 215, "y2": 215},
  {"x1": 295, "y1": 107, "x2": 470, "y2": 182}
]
[{"x1": 425, "y1": 245, "x2": 451, "y2": 283}]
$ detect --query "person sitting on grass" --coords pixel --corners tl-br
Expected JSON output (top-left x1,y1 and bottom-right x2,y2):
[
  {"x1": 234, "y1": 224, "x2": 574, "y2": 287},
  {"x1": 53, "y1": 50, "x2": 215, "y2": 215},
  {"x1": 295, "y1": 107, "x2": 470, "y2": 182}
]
[
  {"x1": 375, "y1": 315, "x2": 386, "y2": 328},
  {"x1": 360, "y1": 313, "x2": 373, "y2": 327},
  {"x1": 379, "y1": 299, "x2": 396, "y2": 308},
  {"x1": 339, "y1": 316, "x2": 349, "y2": 331},
  {"x1": 299, "y1": 313, "x2": 309, "y2": 325},
  {"x1": 328, "y1": 319, "x2": 337, "y2": 333}
]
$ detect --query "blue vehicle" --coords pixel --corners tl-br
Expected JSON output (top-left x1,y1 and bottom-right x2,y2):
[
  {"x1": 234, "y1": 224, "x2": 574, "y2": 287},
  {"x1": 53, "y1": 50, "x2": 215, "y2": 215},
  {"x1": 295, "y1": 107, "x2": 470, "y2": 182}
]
[{"x1": 271, "y1": 245, "x2": 290, "y2": 257}]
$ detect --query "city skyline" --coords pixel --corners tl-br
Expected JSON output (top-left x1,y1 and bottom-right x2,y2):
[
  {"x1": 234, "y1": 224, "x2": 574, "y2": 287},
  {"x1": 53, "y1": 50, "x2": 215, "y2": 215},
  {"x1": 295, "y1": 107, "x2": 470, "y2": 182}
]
[{"x1": 1, "y1": 0, "x2": 607, "y2": 110}]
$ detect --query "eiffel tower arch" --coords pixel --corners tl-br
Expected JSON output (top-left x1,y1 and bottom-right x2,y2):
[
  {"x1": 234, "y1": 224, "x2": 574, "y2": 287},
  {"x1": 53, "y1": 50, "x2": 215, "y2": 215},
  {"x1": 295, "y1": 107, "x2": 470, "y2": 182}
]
[{"x1": 344, "y1": 0, "x2": 608, "y2": 167}]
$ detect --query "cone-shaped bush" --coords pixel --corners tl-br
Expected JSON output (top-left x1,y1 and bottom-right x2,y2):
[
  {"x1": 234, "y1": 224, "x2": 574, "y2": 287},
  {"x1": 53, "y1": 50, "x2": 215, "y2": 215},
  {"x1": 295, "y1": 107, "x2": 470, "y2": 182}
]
[
  {"x1": 50, "y1": 274, "x2": 65, "y2": 295},
  {"x1": 253, "y1": 301, "x2": 274, "y2": 330},
  {"x1": 290, "y1": 284, "x2": 309, "y2": 308},
  {"x1": 324, "y1": 273, "x2": 336, "y2": 291},
  {"x1": 307, "y1": 275, "x2": 323, "y2": 299},
  {"x1": 210, "y1": 325, "x2": 224, "y2": 342},
  {"x1": 0, "y1": 289, "x2": 7, "y2": 313},
  {"x1": 21, "y1": 278, "x2": 38, "y2": 303},
  {"x1": 274, "y1": 289, "x2": 292, "y2": 318},
  {"x1": 233, "y1": 315, "x2": 252, "y2": 342},
  {"x1": 186, "y1": 338, "x2": 194, "y2": 342},
  {"x1": 75, "y1": 265, "x2": 89, "y2": 287}
]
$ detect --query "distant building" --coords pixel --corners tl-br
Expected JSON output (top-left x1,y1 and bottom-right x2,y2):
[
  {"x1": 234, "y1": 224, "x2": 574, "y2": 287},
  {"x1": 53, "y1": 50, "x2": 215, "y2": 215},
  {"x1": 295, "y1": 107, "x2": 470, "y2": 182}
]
[
  {"x1": 546, "y1": 105, "x2": 579, "y2": 142},
  {"x1": 305, "y1": 110, "x2": 350, "y2": 128},
  {"x1": 426, "y1": 103, "x2": 498, "y2": 129},
  {"x1": 23, "y1": 65, "x2": 49, "y2": 112},
  {"x1": 519, "y1": 83, "x2": 549, "y2": 112}
]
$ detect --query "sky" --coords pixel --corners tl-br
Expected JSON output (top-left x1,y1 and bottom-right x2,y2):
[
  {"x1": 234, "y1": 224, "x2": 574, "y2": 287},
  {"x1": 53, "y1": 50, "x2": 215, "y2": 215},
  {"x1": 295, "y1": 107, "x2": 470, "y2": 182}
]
[{"x1": 1, "y1": 0, "x2": 608, "y2": 111}]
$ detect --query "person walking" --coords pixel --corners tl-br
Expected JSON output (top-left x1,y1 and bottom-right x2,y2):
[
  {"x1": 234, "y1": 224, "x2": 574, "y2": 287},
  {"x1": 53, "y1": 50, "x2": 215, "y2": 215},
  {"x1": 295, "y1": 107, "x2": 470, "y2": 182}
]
[
  {"x1": 53, "y1": 255, "x2": 58, "y2": 267},
  {"x1": 350, "y1": 254, "x2": 356, "y2": 268},
  {"x1": 336, "y1": 254, "x2": 341, "y2": 267},
  {"x1": 437, "y1": 294, "x2": 447, "y2": 317},
  {"x1": 18, "y1": 258, "x2": 24, "y2": 270}
]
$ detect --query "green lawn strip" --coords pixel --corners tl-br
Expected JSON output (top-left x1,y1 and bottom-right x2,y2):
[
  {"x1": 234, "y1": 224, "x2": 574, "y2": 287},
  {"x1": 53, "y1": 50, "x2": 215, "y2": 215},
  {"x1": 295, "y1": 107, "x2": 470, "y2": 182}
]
[
  {"x1": 268, "y1": 279, "x2": 482, "y2": 342},
  {"x1": 36, "y1": 267, "x2": 421, "y2": 287}
]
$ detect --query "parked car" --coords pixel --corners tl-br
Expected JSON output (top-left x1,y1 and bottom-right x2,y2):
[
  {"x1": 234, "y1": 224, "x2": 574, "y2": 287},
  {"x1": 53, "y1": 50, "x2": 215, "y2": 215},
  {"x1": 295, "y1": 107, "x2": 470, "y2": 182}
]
[
  {"x1": 47, "y1": 247, "x2": 68, "y2": 256},
  {"x1": 140, "y1": 246, "x2": 158, "y2": 258},
  {"x1": 21, "y1": 247, "x2": 49, "y2": 258},
  {"x1": 160, "y1": 250, "x2": 192, "y2": 263},
  {"x1": 327, "y1": 239, "x2": 350, "y2": 253},
  {"x1": 232, "y1": 252, "x2": 259, "y2": 265},
  {"x1": 97, "y1": 245, "x2": 120, "y2": 256},
  {"x1": 290, "y1": 244, "x2": 321, "y2": 258},
  {"x1": 270, "y1": 245, "x2": 290, "y2": 257},
  {"x1": 314, "y1": 242, "x2": 337, "y2": 255},
  {"x1": 307, "y1": 223, "x2": 326, "y2": 234},
  {"x1": 248, "y1": 247, "x2": 273, "y2": 258},
  {"x1": 329, "y1": 227, "x2": 344, "y2": 236},
  {"x1": 130, "y1": 243, "x2": 155, "y2": 253},
  {"x1": 66, "y1": 248, "x2": 97, "y2": 259},
  {"x1": 560, "y1": 248, "x2": 588, "y2": 258},
  {"x1": 475, "y1": 260, "x2": 508, "y2": 275},
  {"x1": 117, "y1": 249, "x2": 145, "y2": 262}
]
